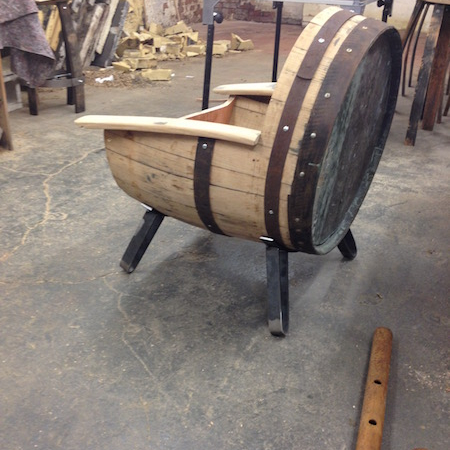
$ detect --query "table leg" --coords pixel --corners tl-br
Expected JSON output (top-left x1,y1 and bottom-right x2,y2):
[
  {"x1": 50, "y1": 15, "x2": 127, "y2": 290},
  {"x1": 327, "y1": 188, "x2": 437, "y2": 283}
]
[
  {"x1": 405, "y1": 4, "x2": 445, "y2": 146},
  {"x1": 0, "y1": 55, "x2": 13, "y2": 150},
  {"x1": 422, "y1": 5, "x2": 450, "y2": 130},
  {"x1": 57, "y1": 2, "x2": 85, "y2": 113}
]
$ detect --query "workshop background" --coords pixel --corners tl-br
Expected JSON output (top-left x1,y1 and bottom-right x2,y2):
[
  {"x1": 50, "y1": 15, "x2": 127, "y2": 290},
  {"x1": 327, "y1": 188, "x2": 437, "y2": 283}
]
[{"x1": 1, "y1": 1, "x2": 449, "y2": 450}]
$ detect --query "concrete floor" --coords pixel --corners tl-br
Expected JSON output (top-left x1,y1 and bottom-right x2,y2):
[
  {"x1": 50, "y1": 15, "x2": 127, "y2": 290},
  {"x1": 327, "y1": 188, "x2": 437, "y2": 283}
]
[{"x1": 1, "y1": 21, "x2": 449, "y2": 450}]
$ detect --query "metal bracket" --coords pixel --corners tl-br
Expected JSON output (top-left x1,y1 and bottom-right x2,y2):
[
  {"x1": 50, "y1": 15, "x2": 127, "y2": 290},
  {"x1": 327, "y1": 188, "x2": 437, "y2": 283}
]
[
  {"x1": 377, "y1": 0, "x2": 394, "y2": 22},
  {"x1": 262, "y1": 238, "x2": 289, "y2": 337},
  {"x1": 202, "y1": 0, "x2": 221, "y2": 25},
  {"x1": 337, "y1": 229, "x2": 358, "y2": 260},
  {"x1": 120, "y1": 205, "x2": 165, "y2": 273},
  {"x1": 262, "y1": 228, "x2": 357, "y2": 336}
]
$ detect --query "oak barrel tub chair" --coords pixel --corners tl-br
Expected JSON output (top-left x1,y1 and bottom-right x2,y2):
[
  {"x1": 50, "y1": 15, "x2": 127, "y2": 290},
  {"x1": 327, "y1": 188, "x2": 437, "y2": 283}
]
[{"x1": 76, "y1": 7, "x2": 402, "y2": 335}]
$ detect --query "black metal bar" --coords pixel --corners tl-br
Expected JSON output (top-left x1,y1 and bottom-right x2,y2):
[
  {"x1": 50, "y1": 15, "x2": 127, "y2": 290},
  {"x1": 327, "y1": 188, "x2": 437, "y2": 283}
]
[
  {"x1": 202, "y1": 11, "x2": 223, "y2": 110},
  {"x1": 337, "y1": 228, "x2": 357, "y2": 260},
  {"x1": 272, "y1": 1, "x2": 283, "y2": 82},
  {"x1": 266, "y1": 245, "x2": 289, "y2": 336},
  {"x1": 202, "y1": 23, "x2": 215, "y2": 110},
  {"x1": 120, "y1": 207, "x2": 165, "y2": 273}
]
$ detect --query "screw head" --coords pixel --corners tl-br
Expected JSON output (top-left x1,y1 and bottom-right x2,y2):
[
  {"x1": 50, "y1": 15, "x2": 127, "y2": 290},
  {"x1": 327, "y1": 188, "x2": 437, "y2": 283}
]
[
  {"x1": 299, "y1": 171, "x2": 305, "y2": 178},
  {"x1": 324, "y1": 93, "x2": 331, "y2": 98},
  {"x1": 346, "y1": 48, "x2": 353, "y2": 53},
  {"x1": 310, "y1": 132, "x2": 317, "y2": 139},
  {"x1": 283, "y1": 125, "x2": 289, "y2": 132},
  {"x1": 202, "y1": 143, "x2": 208, "y2": 149},
  {"x1": 318, "y1": 38, "x2": 325, "y2": 44},
  {"x1": 269, "y1": 210, "x2": 274, "y2": 215}
]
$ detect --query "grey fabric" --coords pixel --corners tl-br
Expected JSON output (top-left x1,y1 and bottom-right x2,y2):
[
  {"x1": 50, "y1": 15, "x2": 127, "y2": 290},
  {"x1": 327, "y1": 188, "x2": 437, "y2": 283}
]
[{"x1": 0, "y1": 0, "x2": 55, "y2": 86}]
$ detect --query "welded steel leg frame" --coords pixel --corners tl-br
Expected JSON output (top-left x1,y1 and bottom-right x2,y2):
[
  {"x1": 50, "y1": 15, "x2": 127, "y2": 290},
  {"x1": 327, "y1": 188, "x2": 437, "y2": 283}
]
[
  {"x1": 120, "y1": 206, "x2": 165, "y2": 273},
  {"x1": 266, "y1": 245, "x2": 290, "y2": 336},
  {"x1": 265, "y1": 229, "x2": 357, "y2": 337}
]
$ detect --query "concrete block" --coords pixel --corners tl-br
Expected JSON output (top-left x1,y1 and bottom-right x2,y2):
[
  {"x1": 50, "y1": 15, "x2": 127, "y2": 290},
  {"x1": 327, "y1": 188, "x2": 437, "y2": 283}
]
[
  {"x1": 116, "y1": 36, "x2": 140, "y2": 57},
  {"x1": 122, "y1": 49, "x2": 142, "y2": 58},
  {"x1": 123, "y1": 57, "x2": 158, "y2": 70},
  {"x1": 148, "y1": 23, "x2": 164, "y2": 36},
  {"x1": 181, "y1": 31, "x2": 199, "y2": 45},
  {"x1": 213, "y1": 42, "x2": 228, "y2": 56},
  {"x1": 112, "y1": 61, "x2": 132, "y2": 72},
  {"x1": 185, "y1": 44, "x2": 206, "y2": 55},
  {"x1": 2, "y1": 74, "x2": 22, "y2": 112},
  {"x1": 164, "y1": 21, "x2": 191, "y2": 36},
  {"x1": 230, "y1": 33, "x2": 254, "y2": 51},
  {"x1": 153, "y1": 35, "x2": 174, "y2": 49},
  {"x1": 163, "y1": 43, "x2": 182, "y2": 56},
  {"x1": 140, "y1": 69, "x2": 173, "y2": 81},
  {"x1": 238, "y1": 39, "x2": 254, "y2": 51},
  {"x1": 230, "y1": 33, "x2": 240, "y2": 51}
]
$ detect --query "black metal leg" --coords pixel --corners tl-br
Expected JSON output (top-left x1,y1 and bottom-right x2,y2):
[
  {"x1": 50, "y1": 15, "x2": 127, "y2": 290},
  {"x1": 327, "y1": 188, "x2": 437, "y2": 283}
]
[
  {"x1": 120, "y1": 206, "x2": 165, "y2": 273},
  {"x1": 338, "y1": 228, "x2": 357, "y2": 260},
  {"x1": 266, "y1": 245, "x2": 289, "y2": 336},
  {"x1": 27, "y1": 87, "x2": 39, "y2": 115}
]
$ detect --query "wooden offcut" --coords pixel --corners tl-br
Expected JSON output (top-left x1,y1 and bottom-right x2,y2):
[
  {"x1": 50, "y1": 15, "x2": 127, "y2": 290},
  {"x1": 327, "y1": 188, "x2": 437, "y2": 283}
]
[{"x1": 355, "y1": 328, "x2": 393, "y2": 450}]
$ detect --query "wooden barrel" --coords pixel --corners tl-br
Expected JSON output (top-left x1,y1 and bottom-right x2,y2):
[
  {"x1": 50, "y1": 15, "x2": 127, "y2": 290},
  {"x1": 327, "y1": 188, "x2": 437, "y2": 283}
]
[{"x1": 78, "y1": 7, "x2": 402, "y2": 254}]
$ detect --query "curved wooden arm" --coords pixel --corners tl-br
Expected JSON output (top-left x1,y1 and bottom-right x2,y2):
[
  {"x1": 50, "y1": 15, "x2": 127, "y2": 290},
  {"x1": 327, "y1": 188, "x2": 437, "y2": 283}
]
[
  {"x1": 213, "y1": 82, "x2": 276, "y2": 97},
  {"x1": 75, "y1": 115, "x2": 261, "y2": 146}
]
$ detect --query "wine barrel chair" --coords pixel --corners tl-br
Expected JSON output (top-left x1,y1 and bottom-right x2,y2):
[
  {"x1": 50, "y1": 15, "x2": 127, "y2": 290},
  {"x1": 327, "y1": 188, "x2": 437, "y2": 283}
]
[{"x1": 76, "y1": 7, "x2": 402, "y2": 336}]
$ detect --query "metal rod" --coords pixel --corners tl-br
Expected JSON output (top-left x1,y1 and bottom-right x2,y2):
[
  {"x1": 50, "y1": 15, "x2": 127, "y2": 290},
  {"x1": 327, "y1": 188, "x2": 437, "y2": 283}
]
[
  {"x1": 120, "y1": 207, "x2": 165, "y2": 273},
  {"x1": 202, "y1": 23, "x2": 215, "y2": 110},
  {"x1": 272, "y1": 2, "x2": 283, "y2": 82},
  {"x1": 355, "y1": 327, "x2": 393, "y2": 450}
]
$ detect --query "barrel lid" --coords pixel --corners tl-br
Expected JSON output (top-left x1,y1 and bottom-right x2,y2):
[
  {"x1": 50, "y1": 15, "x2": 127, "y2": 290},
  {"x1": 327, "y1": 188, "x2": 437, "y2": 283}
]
[{"x1": 288, "y1": 21, "x2": 402, "y2": 254}]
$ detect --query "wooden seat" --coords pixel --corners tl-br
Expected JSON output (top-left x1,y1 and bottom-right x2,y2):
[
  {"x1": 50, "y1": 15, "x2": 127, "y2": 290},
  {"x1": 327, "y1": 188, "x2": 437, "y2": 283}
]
[
  {"x1": 76, "y1": 6, "x2": 401, "y2": 255},
  {"x1": 75, "y1": 6, "x2": 402, "y2": 336}
]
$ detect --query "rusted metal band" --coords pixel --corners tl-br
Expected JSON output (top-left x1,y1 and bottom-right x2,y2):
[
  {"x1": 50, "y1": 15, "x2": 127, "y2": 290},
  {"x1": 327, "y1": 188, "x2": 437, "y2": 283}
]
[
  {"x1": 264, "y1": 9, "x2": 356, "y2": 247},
  {"x1": 287, "y1": 20, "x2": 401, "y2": 253},
  {"x1": 193, "y1": 137, "x2": 226, "y2": 235}
]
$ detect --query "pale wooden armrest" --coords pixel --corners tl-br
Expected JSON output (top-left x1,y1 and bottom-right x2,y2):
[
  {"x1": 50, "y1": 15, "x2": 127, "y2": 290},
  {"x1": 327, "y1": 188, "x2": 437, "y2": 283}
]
[
  {"x1": 213, "y1": 82, "x2": 276, "y2": 97},
  {"x1": 75, "y1": 115, "x2": 261, "y2": 146}
]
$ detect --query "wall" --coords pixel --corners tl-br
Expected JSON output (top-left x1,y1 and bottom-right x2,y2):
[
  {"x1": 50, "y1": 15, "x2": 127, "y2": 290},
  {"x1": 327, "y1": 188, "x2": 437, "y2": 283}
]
[
  {"x1": 143, "y1": 0, "x2": 303, "y2": 26},
  {"x1": 143, "y1": 0, "x2": 415, "y2": 29},
  {"x1": 303, "y1": 0, "x2": 417, "y2": 30},
  {"x1": 214, "y1": 1, "x2": 303, "y2": 24}
]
